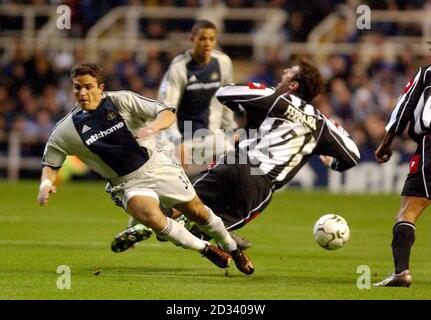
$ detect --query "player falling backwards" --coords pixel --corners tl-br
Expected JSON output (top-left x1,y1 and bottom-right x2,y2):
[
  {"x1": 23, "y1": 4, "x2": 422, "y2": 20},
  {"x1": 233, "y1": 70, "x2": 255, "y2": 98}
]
[
  {"x1": 37, "y1": 62, "x2": 254, "y2": 275},
  {"x1": 110, "y1": 58, "x2": 361, "y2": 259}
]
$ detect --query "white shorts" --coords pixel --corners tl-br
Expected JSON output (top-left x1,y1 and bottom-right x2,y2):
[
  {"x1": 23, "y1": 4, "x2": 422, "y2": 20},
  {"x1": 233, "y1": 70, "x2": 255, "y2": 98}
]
[{"x1": 109, "y1": 149, "x2": 196, "y2": 210}]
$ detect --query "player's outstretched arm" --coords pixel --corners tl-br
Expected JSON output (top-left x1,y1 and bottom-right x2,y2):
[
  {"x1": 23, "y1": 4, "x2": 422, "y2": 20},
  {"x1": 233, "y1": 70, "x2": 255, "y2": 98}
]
[
  {"x1": 316, "y1": 118, "x2": 360, "y2": 172},
  {"x1": 375, "y1": 131, "x2": 396, "y2": 163},
  {"x1": 37, "y1": 166, "x2": 59, "y2": 206},
  {"x1": 215, "y1": 84, "x2": 276, "y2": 113},
  {"x1": 136, "y1": 109, "x2": 176, "y2": 139}
]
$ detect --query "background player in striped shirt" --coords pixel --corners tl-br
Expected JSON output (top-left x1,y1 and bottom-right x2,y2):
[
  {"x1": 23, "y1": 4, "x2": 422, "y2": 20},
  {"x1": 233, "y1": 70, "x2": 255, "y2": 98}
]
[
  {"x1": 374, "y1": 63, "x2": 431, "y2": 287},
  {"x1": 112, "y1": 58, "x2": 361, "y2": 257},
  {"x1": 37, "y1": 62, "x2": 254, "y2": 275}
]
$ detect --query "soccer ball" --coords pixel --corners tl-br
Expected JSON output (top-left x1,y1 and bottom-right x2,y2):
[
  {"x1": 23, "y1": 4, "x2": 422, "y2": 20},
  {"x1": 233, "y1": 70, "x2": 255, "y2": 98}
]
[{"x1": 313, "y1": 214, "x2": 350, "y2": 250}]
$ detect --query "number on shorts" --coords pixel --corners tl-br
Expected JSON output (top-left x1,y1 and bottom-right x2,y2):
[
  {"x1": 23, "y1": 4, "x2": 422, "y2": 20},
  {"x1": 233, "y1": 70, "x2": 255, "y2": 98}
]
[{"x1": 178, "y1": 171, "x2": 189, "y2": 189}]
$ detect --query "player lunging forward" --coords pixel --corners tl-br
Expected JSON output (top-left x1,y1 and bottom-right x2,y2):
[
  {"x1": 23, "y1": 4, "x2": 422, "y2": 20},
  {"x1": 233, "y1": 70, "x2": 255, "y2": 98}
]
[{"x1": 37, "y1": 62, "x2": 254, "y2": 275}]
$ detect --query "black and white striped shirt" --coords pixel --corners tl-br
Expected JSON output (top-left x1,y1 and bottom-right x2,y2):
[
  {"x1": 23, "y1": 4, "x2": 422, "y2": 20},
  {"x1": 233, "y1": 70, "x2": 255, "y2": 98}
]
[
  {"x1": 216, "y1": 84, "x2": 360, "y2": 189},
  {"x1": 386, "y1": 64, "x2": 431, "y2": 141}
]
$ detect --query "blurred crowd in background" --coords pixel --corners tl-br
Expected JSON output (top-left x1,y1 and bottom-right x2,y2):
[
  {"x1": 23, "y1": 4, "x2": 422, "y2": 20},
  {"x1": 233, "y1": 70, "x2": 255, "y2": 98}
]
[
  {"x1": 1, "y1": 0, "x2": 431, "y2": 166},
  {"x1": 1, "y1": 0, "x2": 428, "y2": 39}
]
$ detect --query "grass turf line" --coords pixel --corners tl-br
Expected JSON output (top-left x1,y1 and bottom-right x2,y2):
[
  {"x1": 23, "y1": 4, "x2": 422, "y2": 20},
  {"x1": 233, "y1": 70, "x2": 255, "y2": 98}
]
[{"x1": 0, "y1": 181, "x2": 430, "y2": 299}]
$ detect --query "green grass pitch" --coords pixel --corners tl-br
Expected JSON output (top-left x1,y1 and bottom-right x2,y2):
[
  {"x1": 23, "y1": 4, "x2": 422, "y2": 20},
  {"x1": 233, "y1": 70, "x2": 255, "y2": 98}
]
[{"x1": 1, "y1": 181, "x2": 430, "y2": 300}]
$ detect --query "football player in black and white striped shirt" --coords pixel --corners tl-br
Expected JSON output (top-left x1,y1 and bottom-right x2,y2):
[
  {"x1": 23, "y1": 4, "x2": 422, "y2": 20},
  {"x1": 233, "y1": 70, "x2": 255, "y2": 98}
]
[
  {"x1": 374, "y1": 63, "x2": 431, "y2": 287},
  {"x1": 112, "y1": 58, "x2": 360, "y2": 257},
  {"x1": 190, "y1": 58, "x2": 360, "y2": 230}
]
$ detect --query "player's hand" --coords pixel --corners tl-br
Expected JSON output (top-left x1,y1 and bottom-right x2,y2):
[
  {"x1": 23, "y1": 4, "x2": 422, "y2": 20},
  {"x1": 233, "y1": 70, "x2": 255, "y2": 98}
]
[
  {"x1": 375, "y1": 144, "x2": 392, "y2": 163},
  {"x1": 37, "y1": 185, "x2": 56, "y2": 206},
  {"x1": 320, "y1": 155, "x2": 333, "y2": 168},
  {"x1": 136, "y1": 126, "x2": 159, "y2": 139}
]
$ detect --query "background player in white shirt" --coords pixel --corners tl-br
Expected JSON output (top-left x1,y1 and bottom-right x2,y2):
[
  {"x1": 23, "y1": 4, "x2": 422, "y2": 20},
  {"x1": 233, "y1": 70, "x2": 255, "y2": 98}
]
[{"x1": 157, "y1": 19, "x2": 236, "y2": 174}]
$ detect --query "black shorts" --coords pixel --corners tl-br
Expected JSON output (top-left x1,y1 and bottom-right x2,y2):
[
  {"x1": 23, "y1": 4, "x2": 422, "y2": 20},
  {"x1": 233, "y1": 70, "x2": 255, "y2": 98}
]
[
  {"x1": 192, "y1": 153, "x2": 273, "y2": 230},
  {"x1": 402, "y1": 134, "x2": 431, "y2": 199}
]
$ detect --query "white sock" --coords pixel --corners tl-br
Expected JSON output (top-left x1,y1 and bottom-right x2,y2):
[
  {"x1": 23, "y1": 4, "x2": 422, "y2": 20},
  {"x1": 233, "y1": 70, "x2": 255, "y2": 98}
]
[
  {"x1": 157, "y1": 217, "x2": 206, "y2": 252},
  {"x1": 128, "y1": 217, "x2": 140, "y2": 228},
  {"x1": 197, "y1": 206, "x2": 237, "y2": 252}
]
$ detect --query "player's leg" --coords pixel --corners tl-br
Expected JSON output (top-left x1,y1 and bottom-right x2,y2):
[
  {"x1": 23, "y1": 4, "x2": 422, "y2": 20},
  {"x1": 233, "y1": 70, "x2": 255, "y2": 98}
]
[
  {"x1": 227, "y1": 232, "x2": 252, "y2": 249},
  {"x1": 125, "y1": 194, "x2": 231, "y2": 268},
  {"x1": 191, "y1": 156, "x2": 273, "y2": 246},
  {"x1": 174, "y1": 195, "x2": 235, "y2": 249},
  {"x1": 172, "y1": 209, "x2": 253, "y2": 249},
  {"x1": 149, "y1": 149, "x2": 253, "y2": 273},
  {"x1": 174, "y1": 195, "x2": 254, "y2": 275},
  {"x1": 374, "y1": 196, "x2": 430, "y2": 287},
  {"x1": 111, "y1": 208, "x2": 251, "y2": 252},
  {"x1": 392, "y1": 196, "x2": 430, "y2": 271},
  {"x1": 375, "y1": 138, "x2": 431, "y2": 287},
  {"x1": 126, "y1": 195, "x2": 166, "y2": 231},
  {"x1": 110, "y1": 151, "x2": 251, "y2": 261},
  {"x1": 107, "y1": 181, "x2": 153, "y2": 252},
  {"x1": 112, "y1": 205, "x2": 182, "y2": 252}
]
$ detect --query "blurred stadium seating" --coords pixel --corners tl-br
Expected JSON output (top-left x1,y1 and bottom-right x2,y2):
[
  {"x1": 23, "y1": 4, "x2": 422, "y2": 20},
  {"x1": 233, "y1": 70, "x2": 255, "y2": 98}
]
[{"x1": 1, "y1": 0, "x2": 430, "y2": 191}]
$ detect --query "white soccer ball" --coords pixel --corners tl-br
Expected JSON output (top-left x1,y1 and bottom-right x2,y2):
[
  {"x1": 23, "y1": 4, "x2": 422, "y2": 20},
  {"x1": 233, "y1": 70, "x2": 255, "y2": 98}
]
[{"x1": 313, "y1": 214, "x2": 350, "y2": 250}]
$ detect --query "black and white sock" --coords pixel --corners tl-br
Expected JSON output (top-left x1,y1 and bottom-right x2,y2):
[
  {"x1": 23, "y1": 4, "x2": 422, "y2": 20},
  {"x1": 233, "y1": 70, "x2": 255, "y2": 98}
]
[{"x1": 391, "y1": 221, "x2": 416, "y2": 274}]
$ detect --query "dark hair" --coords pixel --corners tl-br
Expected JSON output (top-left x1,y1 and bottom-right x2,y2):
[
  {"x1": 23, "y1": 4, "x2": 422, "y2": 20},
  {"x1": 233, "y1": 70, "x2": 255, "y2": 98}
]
[
  {"x1": 71, "y1": 62, "x2": 104, "y2": 84},
  {"x1": 191, "y1": 20, "x2": 217, "y2": 36},
  {"x1": 293, "y1": 57, "x2": 324, "y2": 102}
]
